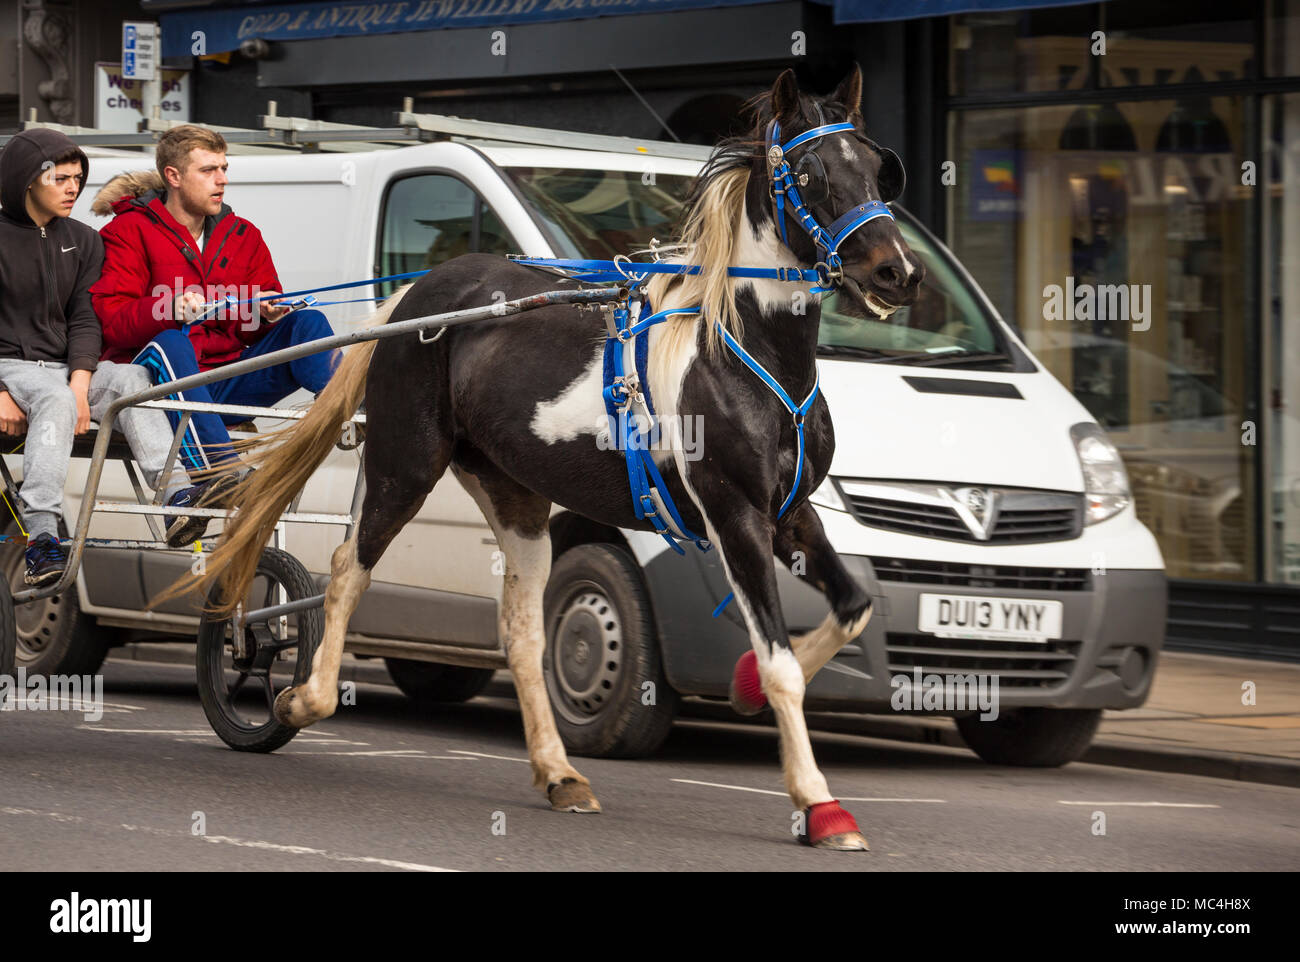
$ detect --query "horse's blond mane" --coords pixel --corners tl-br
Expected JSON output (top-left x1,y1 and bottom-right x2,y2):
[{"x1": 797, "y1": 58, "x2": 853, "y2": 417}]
[{"x1": 644, "y1": 160, "x2": 752, "y2": 393}]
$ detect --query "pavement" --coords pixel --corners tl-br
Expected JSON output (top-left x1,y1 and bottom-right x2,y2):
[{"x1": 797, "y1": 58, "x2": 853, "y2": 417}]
[{"x1": 107, "y1": 642, "x2": 1300, "y2": 789}]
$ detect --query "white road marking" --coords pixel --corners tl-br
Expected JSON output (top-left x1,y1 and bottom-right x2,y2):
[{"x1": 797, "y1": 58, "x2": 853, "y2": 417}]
[
  {"x1": 2, "y1": 806, "x2": 85, "y2": 823},
  {"x1": 672, "y1": 779, "x2": 946, "y2": 802},
  {"x1": 80, "y1": 727, "x2": 214, "y2": 735},
  {"x1": 1058, "y1": 801, "x2": 1221, "y2": 808},
  {"x1": 448, "y1": 749, "x2": 530, "y2": 763},
  {"x1": 119, "y1": 823, "x2": 456, "y2": 872},
  {"x1": 281, "y1": 749, "x2": 476, "y2": 759}
]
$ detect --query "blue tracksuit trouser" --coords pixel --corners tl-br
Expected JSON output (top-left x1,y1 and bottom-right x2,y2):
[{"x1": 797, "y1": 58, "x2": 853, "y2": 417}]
[{"x1": 132, "y1": 310, "x2": 340, "y2": 472}]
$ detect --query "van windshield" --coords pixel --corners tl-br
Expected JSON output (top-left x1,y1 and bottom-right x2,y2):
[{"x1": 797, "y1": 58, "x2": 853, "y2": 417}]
[
  {"x1": 508, "y1": 167, "x2": 1006, "y2": 365},
  {"x1": 817, "y1": 214, "x2": 1008, "y2": 365},
  {"x1": 505, "y1": 167, "x2": 692, "y2": 259}
]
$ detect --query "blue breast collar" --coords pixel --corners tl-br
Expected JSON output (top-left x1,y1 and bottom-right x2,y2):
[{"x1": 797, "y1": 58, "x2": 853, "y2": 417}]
[{"x1": 601, "y1": 297, "x2": 818, "y2": 616}]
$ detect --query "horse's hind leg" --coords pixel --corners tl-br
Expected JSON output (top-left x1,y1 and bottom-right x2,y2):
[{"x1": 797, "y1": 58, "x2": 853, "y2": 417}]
[
  {"x1": 731, "y1": 502, "x2": 872, "y2": 715},
  {"x1": 451, "y1": 455, "x2": 600, "y2": 813},
  {"x1": 275, "y1": 384, "x2": 452, "y2": 729},
  {"x1": 702, "y1": 502, "x2": 865, "y2": 850}
]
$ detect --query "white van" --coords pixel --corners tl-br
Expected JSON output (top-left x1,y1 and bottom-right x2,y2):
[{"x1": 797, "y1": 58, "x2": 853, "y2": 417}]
[{"x1": 8, "y1": 118, "x2": 1166, "y2": 766}]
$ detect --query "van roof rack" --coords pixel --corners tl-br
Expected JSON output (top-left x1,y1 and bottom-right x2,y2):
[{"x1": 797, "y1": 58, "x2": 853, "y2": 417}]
[{"x1": 0, "y1": 99, "x2": 712, "y2": 162}]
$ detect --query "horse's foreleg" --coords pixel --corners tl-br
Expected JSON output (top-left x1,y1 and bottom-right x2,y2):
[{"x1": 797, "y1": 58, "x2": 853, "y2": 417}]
[
  {"x1": 703, "y1": 504, "x2": 866, "y2": 850},
  {"x1": 764, "y1": 499, "x2": 868, "y2": 686},
  {"x1": 452, "y1": 462, "x2": 600, "y2": 813}
]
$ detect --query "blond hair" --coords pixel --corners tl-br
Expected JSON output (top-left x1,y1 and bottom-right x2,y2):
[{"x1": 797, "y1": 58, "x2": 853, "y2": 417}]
[
  {"x1": 643, "y1": 163, "x2": 751, "y2": 378},
  {"x1": 155, "y1": 125, "x2": 228, "y2": 179}
]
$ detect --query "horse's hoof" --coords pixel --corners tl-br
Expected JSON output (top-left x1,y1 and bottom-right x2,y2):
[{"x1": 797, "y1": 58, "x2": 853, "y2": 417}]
[
  {"x1": 547, "y1": 777, "x2": 602, "y2": 813},
  {"x1": 273, "y1": 686, "x2": 306, "y2": 728},
  {"x1": 729, "y1": 650, "x2": 767, "y2": 716},
  {"x1": 799, "y1": 800, "x2": 868, "y2": 851}
]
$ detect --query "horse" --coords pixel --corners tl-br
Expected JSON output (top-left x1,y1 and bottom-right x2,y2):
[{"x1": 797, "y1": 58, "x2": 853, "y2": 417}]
[{"x1": 187, "y1": 64, "x2": 924, "y2": 850}]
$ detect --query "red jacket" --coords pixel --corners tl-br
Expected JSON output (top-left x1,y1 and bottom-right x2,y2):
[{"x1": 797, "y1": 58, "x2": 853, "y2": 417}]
[{"x1": 90, "y1": 170, "x2": 282, "y2": 369}]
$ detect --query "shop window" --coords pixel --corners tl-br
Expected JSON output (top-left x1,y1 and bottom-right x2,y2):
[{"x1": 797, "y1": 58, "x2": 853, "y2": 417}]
[
  {"x1": 951, "y1": 99, "x2": 1256, "y2": 581},
  {"x1": 1264, "y1": 92, "x2": 1300, "y2": 583},
  {"x1": 950, "y1": 6, "x2": 1098, "y2": 96},
  {"x1": 1099, "y1": 0, "x2": 1255, "y2": 87},
  {"x1": 1267, "y1": 0, "x2": 1300, "y2": 76}
]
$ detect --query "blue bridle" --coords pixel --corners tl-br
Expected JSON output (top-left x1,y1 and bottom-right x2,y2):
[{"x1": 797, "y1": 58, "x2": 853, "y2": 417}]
[{"x1": 766, "y1": 119, "x2": 896, "y2": 292}]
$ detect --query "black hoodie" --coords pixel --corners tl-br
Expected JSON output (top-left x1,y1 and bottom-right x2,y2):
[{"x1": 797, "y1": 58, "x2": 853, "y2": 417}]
[{"x1": 0, "y1": 127, "x2": 103, "y2": 393}]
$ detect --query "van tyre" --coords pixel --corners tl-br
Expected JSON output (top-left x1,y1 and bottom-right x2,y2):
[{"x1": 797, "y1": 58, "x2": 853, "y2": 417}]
[
  {"x1": 0, "y1": 517, "x2": 112, "y2": 676},
  {"x1": 542, "y1": 543, "x2": 677, "y2": 759},
  {"x1": 385, "y1": 659, "x2": 494, "y2": 703},
  {"x1": 0, "y1": 579, "x2": 16, "y2": 676},
  {"x1": 955, "y1": 707, "x2": 1102, "y2": 767}
]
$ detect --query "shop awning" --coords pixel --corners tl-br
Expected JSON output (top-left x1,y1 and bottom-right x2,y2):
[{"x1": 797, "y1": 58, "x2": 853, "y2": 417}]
[
  {"x1": 827, "y1": 0, "x2": 1092, "y2": 23},
  {"x1": 153, "y1": 0, "x2": 795, "y2": 57},
  {"x1": 152, "y1": 0, "x2": 1095, "y2": 57}
]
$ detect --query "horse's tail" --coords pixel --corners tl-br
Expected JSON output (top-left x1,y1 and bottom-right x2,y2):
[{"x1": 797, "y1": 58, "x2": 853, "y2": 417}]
[{"x1": 156, "y1": 285, "x2": 411, "y2": 617}]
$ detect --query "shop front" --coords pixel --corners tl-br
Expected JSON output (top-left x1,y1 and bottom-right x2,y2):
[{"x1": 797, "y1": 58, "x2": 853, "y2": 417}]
[{"x1": 937, "y1": 0, "x2": 1300, "y2": 657}]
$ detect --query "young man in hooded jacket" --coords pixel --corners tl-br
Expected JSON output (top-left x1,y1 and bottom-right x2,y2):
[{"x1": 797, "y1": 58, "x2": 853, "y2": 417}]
[{"x1": 0, "y1": 128, "x2": 187, "y2": 585}]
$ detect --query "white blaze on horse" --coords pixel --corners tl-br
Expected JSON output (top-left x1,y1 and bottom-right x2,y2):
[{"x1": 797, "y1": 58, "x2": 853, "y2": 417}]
[{"x1": 182, "y1": 64, "x2": 923, "y2": 850}]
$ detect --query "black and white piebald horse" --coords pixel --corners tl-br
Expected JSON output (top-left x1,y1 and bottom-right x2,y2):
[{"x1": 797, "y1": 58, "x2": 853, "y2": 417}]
[{"x1": 192, "y1": 65, "x2": 923, "y2": 849}]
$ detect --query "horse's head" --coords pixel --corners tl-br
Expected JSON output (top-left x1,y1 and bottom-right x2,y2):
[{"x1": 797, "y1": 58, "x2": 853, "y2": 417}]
[{"x1": 758, "y1": 65, "x2": 924, "y2": 317}]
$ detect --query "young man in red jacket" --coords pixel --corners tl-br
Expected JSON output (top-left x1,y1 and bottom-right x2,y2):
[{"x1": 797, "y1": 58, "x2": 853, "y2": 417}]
[{"x1": 91, "y1": 125, "x2": 339, "y2": 546}]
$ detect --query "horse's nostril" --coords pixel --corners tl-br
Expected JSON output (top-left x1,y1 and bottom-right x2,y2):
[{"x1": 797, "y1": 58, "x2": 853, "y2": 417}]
[{"x1": 872, "y1": 262, "x2": 906, "y2": 289}]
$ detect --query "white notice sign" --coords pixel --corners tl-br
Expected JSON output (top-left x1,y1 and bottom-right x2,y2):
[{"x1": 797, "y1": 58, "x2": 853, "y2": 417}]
[
  {"x1": 122, "y1": 21, "x2": 158, "y2": 82},
  {"x1": 94, "y1": 63, "x2": 190, "y2": 132}
]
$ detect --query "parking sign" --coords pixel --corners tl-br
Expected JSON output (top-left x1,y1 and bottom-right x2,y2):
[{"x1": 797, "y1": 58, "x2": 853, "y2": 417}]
[{"x1": 122, "y1": 21, "x2": 157, "y2": 81}]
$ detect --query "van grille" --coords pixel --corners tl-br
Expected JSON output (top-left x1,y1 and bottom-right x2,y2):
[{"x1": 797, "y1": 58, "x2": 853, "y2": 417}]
[
  {"x1": 885, "y1": 633, "x2": 1081, "y2": 690},
  {"x1": 839, "y1": 482, "x2": 1083, "y2": 544},
  {"x1": 869, "y1": 557, "x2": 1090, "y2": 591}
]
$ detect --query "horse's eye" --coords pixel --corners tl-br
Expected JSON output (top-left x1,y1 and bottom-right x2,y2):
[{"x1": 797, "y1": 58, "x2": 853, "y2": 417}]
[{"x1": 793, "y1": 153, "x2": 829, "y2": 206}]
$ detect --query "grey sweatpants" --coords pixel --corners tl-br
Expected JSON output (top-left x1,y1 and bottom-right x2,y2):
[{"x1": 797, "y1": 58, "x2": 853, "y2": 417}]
[{"x1": 0, "y1": 359, "x2": 184, "y2": 540}]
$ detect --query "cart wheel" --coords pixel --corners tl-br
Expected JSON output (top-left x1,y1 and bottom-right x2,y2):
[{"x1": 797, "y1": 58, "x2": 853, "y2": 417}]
[
  {"x1": 0, "y1": 578, "x2": 15, "y2": 677},
  {"x1": 196, "y1": 547, "x2": 322, "y2": 753}
]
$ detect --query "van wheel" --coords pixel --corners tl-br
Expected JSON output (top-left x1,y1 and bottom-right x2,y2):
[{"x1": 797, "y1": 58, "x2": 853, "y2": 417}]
[
  {"x1": 384, "y1": 659, "x2": 494, "y2": 704},
  {"x1": 542, "y1": 543, "x2": 678, "y2": 759},
  {"x1": 0, "y1": 578, "x2": 15, "y2": 676},
  {"x1": 955, "y1": 707, "x2": 1102, "y2": 767},
  {"x1": 0, "y1": 519, "x2": 111, "y2": 676}
]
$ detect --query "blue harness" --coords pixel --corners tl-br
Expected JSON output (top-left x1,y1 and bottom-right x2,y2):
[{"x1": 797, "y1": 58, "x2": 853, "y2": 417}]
[{"x1": 519, "y1": 120, "x2": 898, "y2": 614}]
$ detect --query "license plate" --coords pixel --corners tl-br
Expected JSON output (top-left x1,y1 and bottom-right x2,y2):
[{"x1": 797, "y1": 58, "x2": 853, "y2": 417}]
[{"x1": 918, "y1": 593, "x2": 1063, "y2": 643}]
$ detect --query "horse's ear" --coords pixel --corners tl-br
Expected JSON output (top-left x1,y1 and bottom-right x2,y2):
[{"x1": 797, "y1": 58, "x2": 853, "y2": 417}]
[
  {"x1": 770, "y1": 69, "x2": 801, "y2": 120},
  {"x1": 831, "y1": 63, "x2": 863, "y2": 121}
]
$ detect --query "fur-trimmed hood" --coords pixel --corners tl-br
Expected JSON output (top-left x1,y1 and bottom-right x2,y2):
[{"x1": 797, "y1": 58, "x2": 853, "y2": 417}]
[{"x1": 91, "y1": 169, "x2": 165, "y2": 216}]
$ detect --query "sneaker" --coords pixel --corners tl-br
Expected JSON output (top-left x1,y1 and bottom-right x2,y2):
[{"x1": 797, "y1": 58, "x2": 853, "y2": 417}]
[
  {"x1": 165, "y1": 472, "x2": 243, "y2": 548},
  {"x1": 24, "y1": 533, "x2": 67, "y2": 587}
]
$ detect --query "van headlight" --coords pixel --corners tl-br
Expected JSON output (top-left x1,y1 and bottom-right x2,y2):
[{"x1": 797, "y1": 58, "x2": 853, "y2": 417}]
[
  {"x1": 809, "y1": 477, "x2": 848, "y2": 512},
  {"x1": 1070, "y1": 422, "x2": 1130, "y2": 524}
]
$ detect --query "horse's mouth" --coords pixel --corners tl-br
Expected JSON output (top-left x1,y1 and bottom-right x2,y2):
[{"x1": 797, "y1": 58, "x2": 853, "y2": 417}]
[{"x1": 841, "y1": 275, "x2": 900, "y2": 320}]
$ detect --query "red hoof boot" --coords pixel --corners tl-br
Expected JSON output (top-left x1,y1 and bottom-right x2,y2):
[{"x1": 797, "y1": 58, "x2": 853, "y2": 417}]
[
  {"x1": 729, "y1": 650, "x2": 767, "y2": 716},
  {"x1": 799, "y1": 800, "x2": 869, "y2": 851}
]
